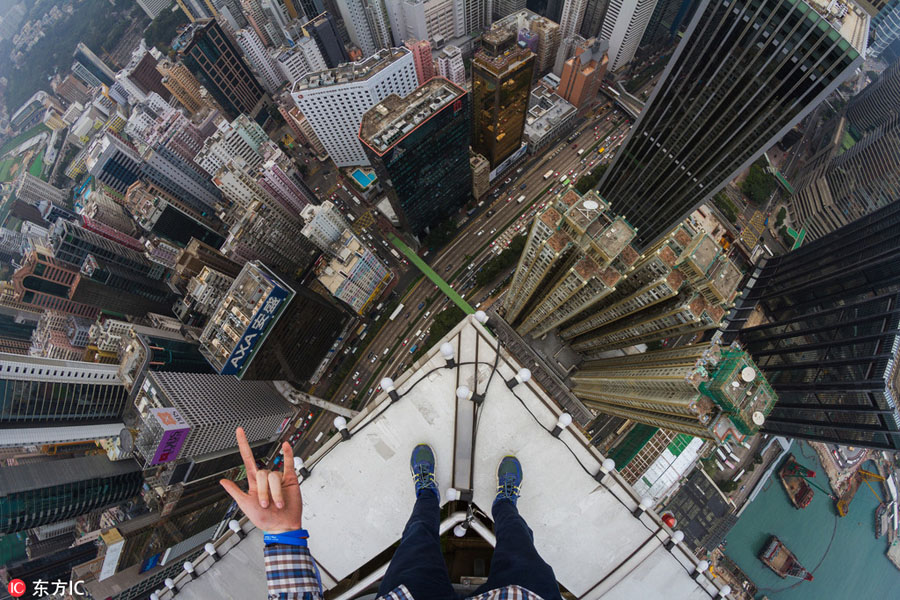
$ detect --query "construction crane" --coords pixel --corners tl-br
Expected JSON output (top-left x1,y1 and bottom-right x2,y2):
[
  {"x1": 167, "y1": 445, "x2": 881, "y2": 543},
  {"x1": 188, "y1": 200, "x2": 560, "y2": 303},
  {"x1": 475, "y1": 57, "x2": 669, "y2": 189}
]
[
  {"x1": 836, "y1": 468, "x2": 885, "y2": 517},
  {"x1": 781, "y1": 460, "x2": 837, "y2": 499}
]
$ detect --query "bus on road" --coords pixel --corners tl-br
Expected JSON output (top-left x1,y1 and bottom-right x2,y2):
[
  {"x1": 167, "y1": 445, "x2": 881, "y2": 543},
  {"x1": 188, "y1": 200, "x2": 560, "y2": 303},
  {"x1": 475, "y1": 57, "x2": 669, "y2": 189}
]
[
  {"x1": 559, "y1": 174, "x2": 568, "y2": 183},
  {"x1": 516, "y1": 195, "x2": 526, "y2": 204},
  {"x1": 388, "y1": 303, "x2": 404, "y2": 321},
  {"x1": 543, "y1": 169, "x2": 554, "y2": 180},
  {"x1": 577, "y1": 149, "x2": 585, "y2": 156}
]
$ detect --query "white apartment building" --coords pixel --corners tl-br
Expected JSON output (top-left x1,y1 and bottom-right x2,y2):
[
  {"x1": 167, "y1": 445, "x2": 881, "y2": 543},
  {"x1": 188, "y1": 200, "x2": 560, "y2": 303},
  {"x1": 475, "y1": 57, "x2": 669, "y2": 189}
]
[
  {"x1": 196, "y1": 115, "x2": 271, "y2": 176},
  {"x1": 336, "y1": 0, "x2": 380, "y2": 56},
  {"x1": 436, "y1": 44, "x2": 466, "y2": 87},
  {"x1": 274, "y1": 38, "x2": 328, "y2": 86},
  {"x1": 600, "y1": 0, "x2": 657, "y2": 70},
  {"x1": 300, "y1": 201, "x2": 351, "y2": 252},
  {"x1": 290, "y1": 48, "x2": 417, "y2": 167},
  {"x1": 212, "y1": 158, "x2": 274, "y2": 212},
  {"x1": 236, "y1": 28, "x2": 285, "y2": 94},
  {"x1": 402, "y1": 0, "x2": 464, "y2": 43},
  {"x1": 554, "y1": 0, "x2": 589, "y2": 73}
]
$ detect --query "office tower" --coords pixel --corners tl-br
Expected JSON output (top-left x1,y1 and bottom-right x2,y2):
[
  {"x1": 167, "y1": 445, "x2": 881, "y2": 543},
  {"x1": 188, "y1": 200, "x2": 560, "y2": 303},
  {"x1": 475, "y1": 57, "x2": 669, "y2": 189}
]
[
  {"x1": 236, "y1": 28, "x2": 285, "y2": 94},
  {"x1": 275, "y1": 38, "x2": 328, "y2": 83},
  {"x1": 300, "y1": 201, "x2": 352, "y2": 249},
  {"x1": 50, "y1": 220, "x2": 167, "y2": 281},
  {"x1": 258, "y1": 160, "x2": 315, "y2": 214},
  {"x1": 398, "y1": 0, "x2": 464, "y2": 44},
  {"x1": 173, "y1": 239, "x2": 243, "y2": 286},
  {"x1": 176, "y1": 265, "x2": 237, "y2": 323},
  {"x1": 436, "y1": 45, "x2": 466, "y2": 86},
  {"x1": 867, "y1": 0, "x2": 900, "y2": 57},
  {"x1": 723, "y1": 201, "x2": 900, "y2": 450},
  {"x1": 84, "y1": 132, "x2": 143, "y2": 195},
  {"x1": 280, "y1": 104, "x2": 330, "y2": 158},
  {"x1": 501, "y1": 189, "x2": 637, "y2": 329},
  {"x1": 366, "y1": 0, "x2": 394, "y2": 48},
  {"x1": 291, "y1": 47, "x2": 418, "y2": 167},
  {"x1": 195, "y1": 114, "x2": 272, "y2": 176},
  {"x1": 123, "y1": 46, "x2": 171, "y2": 101},
  {"x1": 557, "y1": 37, "x2": 607, "y2": 112},
  {"x1": 304, "y1": 12, "x2": 351, "y2": 68},
  {"x1": 177, "y1": 0, "x2": 219, "y2": 20},
  {"x1": 471, "y1": 27, "x2": 535, "y2": 169},
  {"x1": 573, "y1": 342, "x2": 776, "y2": 439},
  {"x1": 527, "y1": 11, "x2": 561, "y2": 75},
  {"x1": 360, "y1": 78, "x2": 470, "y2": 235},
  {"x1": 788, "y1": 114, "x2": 900, "y2": 242},
  {"x1": 143, "y1": 144, "x2": 225, "y2": 213},
  {"x1": 0, "y1": 455, "x2": 142, "y2": 534},
  {"x1": 638, "y1": 0, "x2": 693, "y2": 51},
  {"x1": 157, "y1": 59, "x2": 216, "y2": 115},
  {"x1": 579, "y1": 0, "x2": 608, "y2": 38},
  {"x1": 15, "y1": 172, "x2": 68, "y2": 208},
  {"x1": 846, "y1": 58, "x2": 900, "y2": 134},
  {"x1": 73, "y1": 43, "x2": 116, "y2": 87},
  {"x1": 8, "y1": 251, "x2": 102, "y2": 318},
  {"x1": 174, "y1": 19, "x2": 268, "y2": 119},
  {"x1": 81, "y1": 189, "x2": 139, "y2": 238},
  {"x1": 556, "y1": 0, "x2": 589, "y2": 71},
  {"x1": 56, "y1": 73, "x2": 93, "y2": 106},
  {"x1": 137, "y1": 0, "x2": 174, "y2": 17},
  {"x1": 243, "y1": 0, "x2": 278, "y2": 46},
  {"x1": 199, "y1": 261, "x2": 350, "y2": 381},
  {"x1": 522, "y1": 85, "x2": 577, "y2": 153},
  {"x1": 71, "y1": 60, "x2": 103, "y2": 88},
  {"x1": 462, "y1": 0, "x2": 487, "y2": 33},
  {"x1": 132, "y1": 371, "x2": 294, "y2": 468},
  {"x1": 598, "y1": 0, "x2": 866, "y2": 250},
  {"x1": 0, "y1": 353, "x2": 128, "y2": 433},
  {"x1": 316, "y1": 230, "x2": 391, "y2": 313},
  {"x1": 124, "y1": 181, "x2": 226, "y2": 248},
  {"x1": 405, "y1": 38, "x2": 435, "y2": 85},
  {"x1": 598, "y1": 0, "x2": 657, "y2": 70},
  {"x1": 496, "y1": 0, "x2": 527, "y2": 18}
]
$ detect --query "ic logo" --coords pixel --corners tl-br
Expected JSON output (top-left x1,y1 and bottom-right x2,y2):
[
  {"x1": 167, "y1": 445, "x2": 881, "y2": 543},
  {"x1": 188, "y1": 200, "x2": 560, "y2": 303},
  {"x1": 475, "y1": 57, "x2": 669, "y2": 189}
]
[{"x1": 7, "y1": 579, "x2": 26, "y2": 597}]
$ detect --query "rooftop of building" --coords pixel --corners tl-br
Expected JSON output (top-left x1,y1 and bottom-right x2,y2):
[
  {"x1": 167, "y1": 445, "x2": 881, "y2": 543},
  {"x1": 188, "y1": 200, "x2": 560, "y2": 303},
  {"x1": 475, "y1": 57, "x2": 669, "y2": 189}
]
[
  {"x1": 524, "y1": 86, "x2": 576, "y2": 140},
  {"x1": 150, "y1": 315, "x2": 732, "y2": 600},
  {"x1": 359, "y1": 78, "x2": 466, "y2": 154},
  {"x1": 805, "y1": 0, "x2": 869, "y2": 52},
  {"x1": 292, "y1": 48, "x2": 411, "y2": 93}
]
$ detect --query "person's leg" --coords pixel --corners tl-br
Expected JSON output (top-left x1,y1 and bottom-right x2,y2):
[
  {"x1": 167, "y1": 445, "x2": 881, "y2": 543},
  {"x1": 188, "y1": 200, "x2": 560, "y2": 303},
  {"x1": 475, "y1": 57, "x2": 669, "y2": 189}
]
[
  {"x1": 378, "y1": 446, "x2": 456, "y2": 599},
  {"x1": 474, "y1": 457, "x2": 562, "y2": 600}
]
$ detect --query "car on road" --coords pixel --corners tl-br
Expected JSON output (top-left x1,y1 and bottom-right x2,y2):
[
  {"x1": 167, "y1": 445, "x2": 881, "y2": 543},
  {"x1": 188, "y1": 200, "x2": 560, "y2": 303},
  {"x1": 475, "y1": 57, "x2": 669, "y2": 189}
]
[
  {"x1": 519, "y1": 183, "x2": 527, "y2": 190},
  {"x1": 417, "y1": 301, "x2": 425, "y2": 309},
  {"x1": 402, "y1": 338, "x2": 409, "y2": 345},
  {"x1": 289, "y1": 431, "x2": 303, "y2": 445}
]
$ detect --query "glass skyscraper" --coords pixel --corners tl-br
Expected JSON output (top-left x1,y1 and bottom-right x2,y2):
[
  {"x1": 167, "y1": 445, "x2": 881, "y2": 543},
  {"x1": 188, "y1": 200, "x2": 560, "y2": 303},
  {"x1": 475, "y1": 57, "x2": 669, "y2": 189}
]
[
  {"x1": 360, "y1": 79, "x2": 471, "y2": 236},
  {"x1": 723, "y1": 200, "x2": 900, "y2": 450},
  {"x1": 597, "y1": 0, "x2": 865, "y2": 249}
]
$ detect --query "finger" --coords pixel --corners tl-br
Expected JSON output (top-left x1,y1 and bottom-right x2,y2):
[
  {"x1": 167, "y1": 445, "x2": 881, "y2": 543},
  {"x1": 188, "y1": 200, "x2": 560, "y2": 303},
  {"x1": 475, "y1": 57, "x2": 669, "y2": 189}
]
[
  {"x1": 268, "y1": 471, "x2": 284, "y2": 508},
  {"x1": 282, "y1": 442, "x2": 299, "y2": 486},
  {"x1": 220, "y1": 479, "x2": 250, "y2": 510},
  {"x1": 236, "y1": 428, "x2": 257, "y2": 491},
  {"x1": 257, "y1": 469, "x2": 271, "y2": 508}
]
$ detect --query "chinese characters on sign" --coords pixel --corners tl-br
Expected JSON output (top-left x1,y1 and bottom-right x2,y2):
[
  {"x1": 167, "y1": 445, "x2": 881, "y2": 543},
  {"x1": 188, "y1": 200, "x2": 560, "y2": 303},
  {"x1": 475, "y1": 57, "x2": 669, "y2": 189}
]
[
  {"x1": 220, "y1": 283, "x2": 290, "y2": 376},
  {"x1": 7, "y1": 580, "x2": 86, "y2": 598}
]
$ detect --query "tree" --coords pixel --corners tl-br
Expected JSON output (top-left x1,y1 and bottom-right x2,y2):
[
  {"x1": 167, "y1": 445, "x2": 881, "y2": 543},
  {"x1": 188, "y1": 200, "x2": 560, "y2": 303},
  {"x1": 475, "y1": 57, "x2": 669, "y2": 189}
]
[
  {"x1": 741, "y1": 159, "x2": 777, "y2": 205},
  {"x1": 775, "y1": 207, "x2": 786, "y2": 229},
  {"x1": 475, "y1": 234, "x2": 526, "y2": 286},
  {"x1": 144, "y1": 5, "x2": 189, "y2": 53},
  {"x1": 713, "y1": 192, "x2": 738, "y2": 224},
  {"x1": 574, "y1": 163, "x2": 608, "y2": 194}
]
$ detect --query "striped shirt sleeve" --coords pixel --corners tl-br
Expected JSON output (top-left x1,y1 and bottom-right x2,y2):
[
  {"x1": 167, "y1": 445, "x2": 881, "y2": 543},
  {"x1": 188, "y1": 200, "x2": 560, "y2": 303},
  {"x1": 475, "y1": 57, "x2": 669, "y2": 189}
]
[{"x1": 264, "y1": 543, "x2": 324, "y2": 600}]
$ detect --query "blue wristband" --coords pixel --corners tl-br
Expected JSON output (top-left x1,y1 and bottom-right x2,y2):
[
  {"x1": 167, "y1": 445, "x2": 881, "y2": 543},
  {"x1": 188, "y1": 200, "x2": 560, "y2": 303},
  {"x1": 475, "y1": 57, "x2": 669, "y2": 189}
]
[{"x1": 264, "y1": 529, "x2": 309, "y2": 547}]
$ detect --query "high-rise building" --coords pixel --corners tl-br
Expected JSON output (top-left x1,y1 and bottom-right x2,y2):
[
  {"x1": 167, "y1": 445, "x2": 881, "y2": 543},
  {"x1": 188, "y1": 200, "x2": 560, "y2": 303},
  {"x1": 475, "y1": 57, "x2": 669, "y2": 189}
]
[
  {"x1": 172, "y1": 238, "x2": 243, "y2": 291},
  {"x1": 866, "y1": 0, "x2": 900, "y2": 57},
  {"x1": 235, "y1": 28, "x2": 285, "y2": 94},
  {"x1": 142, "y1": 144, "x2": 225, "y2": 213},
  {"x1": 137, "y1": 0, "x2": 174, "y2": 18},
  {"x1": 50, "y1": 220, "x2": 167, "y2": 281},
  {"x1": 557, "y1": 37, "x2": 607, "y2": 112},
  {"x1": 462, "y1": 0, "x2": 488, "y2": 33},
  {"x1": 124, "y1": 180, "x2": 227, "y2": 248},
  {"x1": 0, "y1": 353, "x2": 128, "y2": 433},
  {"x1": 132, "y1": 371, "x2": 295, "y2": 469},
  {"x1": 55, "y1": 74, "x2": 93, "y2": 106},
  {"x1": 335, "y1": 0, "x2": 380, "y2": 55},
  {"x1": 303, "y1": 12, "x2": 351, "y2": 68},
  {"x1": 405, "y1": 38, "x2": 435, "y2": 85},
  {"x1": 8, "y1": 251, "x2": 102, "y2": 319},
  {"x1": 174, "y1": 19, "x2": 268, "y2": 118},
  {"x1": 0, "y1": 455, "x2": 142, "y2": 534},
  {"x1": 316, "y1": 230, "x2": 391, "y2": 313},
  {"x1": 496, "y1": 0, "x2": 527, "y2": 18},
  {"x1": 242, "y1": 0, "x2": 277, "y2": 46},
  {"x1": 123, "y1": 46, "x2": 172, "y2": 101},
  {"x1": 258, "y1": 160, "x2": 315, "y2": 215},
  {"x1": 436, "y1": 44, "x2": 466, "y2": 87},
  {"x1": 84, "y1": 132, "x2": 144, "y2": 195},
  {"x1": 274, "y1": 38, "x2": 328, "y2": 84},
  {"x1": 291, "y1": 47, "x2": 418, "y2": 167},
  {"x1": 846, "y1": 58, "x2": 900, "y2": 134},
  {"x1": 599, "y1": 0, "x2": 658, "y2": 70},
  {"x1": 638, "y1": 0, "x2": 694, "y2": 52},
  {"x1": 555, "y1": 0, "x2": 589, "y2": 72},
  {"x1": 73, "y1": 43, "x2": 116, "y2": 87},
  {"x1": 579, "y1": 0, "x2": 608, "y2": 39},
  {"x1": 15, "y1": 172, "x2": 68, "y2": 208},
  {"x1": 598, "y1": 0, "x2": 866, "y2": 249},
  {"x1": 71, "y1": 60, "x2": 103, "y2": 88},
  {"x1": 522, "y1": 85, "x2": 577, "y2": 154},
  {"x1": 279, "y1": 104, "x2": 330, "y2": 158},
  {"x1": 300, "y1": 201, "x2": 352, "y2": 250},
  {"x1": 198, "y1": 261, "x2": 350, "y2": 382},
  {"x1": 360, "y1": 78, "x2": 469, "y2": 235},
  {"x1": 723, "y1": 200, "x2": 900, "y2": 450},
  {"x1": 471, "y1": 27, "x2": 535, "y2": 169},
  {"x1": 788, "y1": 113, "x2": 900, "y2": 242},
  {"x1": 573, "y1": 342, "x2": 777, "y2": 439},
  {"x1": 398, "y1": 0, "x2": 464, "y2": 44},
  {"x1": 492, "y1": 10, "x2": 561, "y2": 77},
  {"x1": 157, "y1": 59, "x2": 217, "y2": 115},
  {"x1": 195, "y1": 114, "x2": 272, "y2": 177}
]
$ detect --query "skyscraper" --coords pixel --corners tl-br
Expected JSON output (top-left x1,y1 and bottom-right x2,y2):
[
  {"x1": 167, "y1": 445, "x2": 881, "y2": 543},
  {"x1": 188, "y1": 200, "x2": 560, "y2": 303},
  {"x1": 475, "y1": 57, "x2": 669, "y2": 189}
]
[
  {"x1": 723, "y1": 200, "x2": 900, "y2": 450},
  {"x1": 73, "y1": 43, "x2": 116, "y2": 87},
  {"x1": 555, "y1": 0, "x2": 588, "y2": 72},
  {"x1": 360, "y1": 78, "x2": 470, "y2": 235},
  {"x1": 599, "y1": 0, "x2": 658, "y2": 70},
  {"x1": 235, "y1": 28, "x2": 285, "y2": 94},
  {"x1": 597, "y1": 0, "x2": 866, "y2": 249},
  {"x1": 405, "y1": 38, "x2": 435, "y2": 85},
  {"x1": 0, "y1": 455, "x2": 142, "y2": 534},
  {"x1": 557, "y1": 37, "x2": 607, "y2": 113},
  {"x1": 157, "y1": 59, "x2": 217, "y2": 116},
  {"x1": 291, "y1": 47, "x2": 418, "y2": 167},
  {"x1": 303, "y1": 12, "x2": 351, "y2": 68},
  {"x1": 471, "y1": 27, "x2": 535, "y2": 169},
  {"x1": 579, "y1": 0, "x2": 608, "y2": 39},
  {"x1": 572, "y1": 342, "x2": 777, "y2": 439},
  {"x1": 866, "y1": 0, "x2": 900, "y2": 57},
  {"x1": 436, "y1": 45, "x2": 466, "y2": 87},
  {"x1": 846, "y1": 58, "x2": 900, "y2": 134},
  {"x1": 174, "y1": 19, "x2": 268, "y2": 118}
]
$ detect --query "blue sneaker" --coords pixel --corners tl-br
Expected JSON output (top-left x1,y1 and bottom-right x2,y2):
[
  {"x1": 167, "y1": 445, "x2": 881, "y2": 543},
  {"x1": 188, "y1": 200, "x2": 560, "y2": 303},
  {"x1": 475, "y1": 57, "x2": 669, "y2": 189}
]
[
  {"x1": 495, "y1": 456, "x2": 523, "y2": 506},
  {"x1": 410, "y1": 444, "x2": 439, "y2": 500}
]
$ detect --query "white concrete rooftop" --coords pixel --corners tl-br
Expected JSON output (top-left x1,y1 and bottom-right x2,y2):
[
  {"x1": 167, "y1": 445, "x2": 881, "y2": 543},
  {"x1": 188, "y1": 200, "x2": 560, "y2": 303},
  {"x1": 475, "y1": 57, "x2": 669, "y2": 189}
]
[{"x1": 153, "y1": 316, "x2": 733, "y2": 599}]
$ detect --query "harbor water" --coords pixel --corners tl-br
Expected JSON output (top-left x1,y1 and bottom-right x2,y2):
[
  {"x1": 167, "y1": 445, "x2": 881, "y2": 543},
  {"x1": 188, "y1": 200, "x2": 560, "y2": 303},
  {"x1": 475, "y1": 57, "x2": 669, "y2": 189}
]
[{"x1": 723, "y1": 442, "x2": 900, "y2": 599}]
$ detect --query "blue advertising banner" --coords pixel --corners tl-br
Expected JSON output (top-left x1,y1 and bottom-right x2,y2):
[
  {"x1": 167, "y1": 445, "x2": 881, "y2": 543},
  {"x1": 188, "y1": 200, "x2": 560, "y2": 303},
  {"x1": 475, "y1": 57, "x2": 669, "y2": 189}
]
[{"x1": 220, "y1": 282, "x2": 291, "y2": 376}]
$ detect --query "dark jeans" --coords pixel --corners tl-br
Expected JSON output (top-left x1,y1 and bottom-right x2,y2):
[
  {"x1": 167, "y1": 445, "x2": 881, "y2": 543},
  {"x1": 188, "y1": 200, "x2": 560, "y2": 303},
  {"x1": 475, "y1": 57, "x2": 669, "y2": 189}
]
[{"x1": 378, "y1": 492, "x2": 562, "y2": 599}]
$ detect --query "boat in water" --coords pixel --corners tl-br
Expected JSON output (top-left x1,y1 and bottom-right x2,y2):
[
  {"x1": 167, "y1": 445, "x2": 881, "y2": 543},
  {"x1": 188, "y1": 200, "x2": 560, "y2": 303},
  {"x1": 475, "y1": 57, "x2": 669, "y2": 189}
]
[
  {"x1": 759, "y1": 535, "x2": 814, "y2": 581},
  {"x1": 779, "y1": 456, "x2": 814, "y2": 509},
  {"x1": 875, "y1": 502, "x2": 887, "y2": 539}
]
